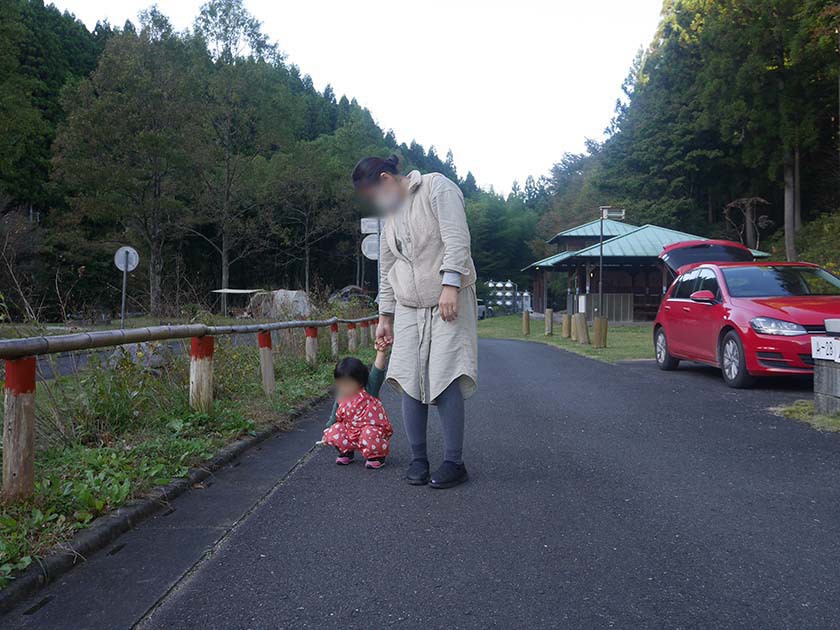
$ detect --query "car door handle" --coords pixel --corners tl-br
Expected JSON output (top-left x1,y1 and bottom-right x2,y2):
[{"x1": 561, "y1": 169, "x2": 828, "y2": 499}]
[
  {"x1": 681, "y1": 306, "x2": 691, "y2": 313},
  {"x1": 664, "y1": 305, "x2": 671, "y2": 311}
]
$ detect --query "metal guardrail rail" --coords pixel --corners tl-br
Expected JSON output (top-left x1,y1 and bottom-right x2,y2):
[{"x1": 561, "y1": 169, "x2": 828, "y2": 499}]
[{"x1": 0, "y1": 315, "x2": 378, "y2": 360}]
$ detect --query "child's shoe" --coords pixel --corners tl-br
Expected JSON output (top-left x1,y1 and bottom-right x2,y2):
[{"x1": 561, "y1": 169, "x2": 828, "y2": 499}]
[
  {"x1": 365, "y1": 457, "x2": 386, "y2": 469},
  {"x1": 335, "y1": 450, "x2": 354, "y2": 465}
]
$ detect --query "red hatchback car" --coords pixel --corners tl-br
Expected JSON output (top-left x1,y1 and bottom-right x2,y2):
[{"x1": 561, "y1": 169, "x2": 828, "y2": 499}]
[{"x1": 653, "y1": 241, "x2": 840, "y2": 388}]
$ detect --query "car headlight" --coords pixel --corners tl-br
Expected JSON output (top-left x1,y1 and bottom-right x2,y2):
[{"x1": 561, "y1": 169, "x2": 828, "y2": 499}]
[{"x1": 750, "y1": 317, "x2": 807, "y2": 336}]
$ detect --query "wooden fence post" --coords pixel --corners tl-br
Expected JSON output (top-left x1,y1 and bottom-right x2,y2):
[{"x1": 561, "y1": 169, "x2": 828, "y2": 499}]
[
  {"x1": 3, "y1": 357, "x2": 36, "y2": 502},
  {"x1": 561, "y1": 313, "x2": 571, "y2": 338},
  {"x1": 330, "y1": 323, "x2": 340, "y2": 359},
  {"x1": 369, "y1": 318, "x2": 378, "y2": 343},
  {"x1": 257, "y1": 331, "x2": 275, "y2": 396},
  {"x1": 522, "y1": 310, "x2": 530, "y2": 336},
  {"x1": 575, "y1": 314, "x2": 591, "y2": 345},
  {"x1": 544, "y1": 309, "x2": 554, "y2": 336},
  {"x1": 593, "y1": 317, "x2": 608, "y2": 349},
  {"x1": 190, "y1": 336, "x2": 214, "y2": 413},
  {"x1": 359, "y1": 320, "x2": 370, "y2": 347},
  {"x1": 347, "y1": 323, "x2": 358, "y2": 353},
  {"x1": 305, "y1": 327, "x2": 318, "y2": 366}
]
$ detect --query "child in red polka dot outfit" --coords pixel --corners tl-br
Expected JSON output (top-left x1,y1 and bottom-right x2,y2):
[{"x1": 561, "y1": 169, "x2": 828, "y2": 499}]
[{"x1": 323, "y1": 339, "x2": 393, "y2": 469}]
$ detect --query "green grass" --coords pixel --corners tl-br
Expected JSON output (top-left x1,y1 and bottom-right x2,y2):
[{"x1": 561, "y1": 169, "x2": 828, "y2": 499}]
[
  {"x1": 0, "y1": 335, "x2": 374, "y2": 588},
  {"x1": 478, "y1": 315, "x2": 654, "y2": 363},
  {"x1": 773, "y1": 400, "x2": 840, "y2": 432}
]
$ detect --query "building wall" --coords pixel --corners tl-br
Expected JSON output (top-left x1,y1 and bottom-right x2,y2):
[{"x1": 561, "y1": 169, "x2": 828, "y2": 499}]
[{"x1": 531, "y1": 264, "x2": 666, "y2": 320}]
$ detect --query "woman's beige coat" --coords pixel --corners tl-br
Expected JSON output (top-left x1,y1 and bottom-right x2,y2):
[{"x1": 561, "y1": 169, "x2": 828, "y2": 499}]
[
  {"x1": 379, "y1": 170, "x2": 478, "y2": 404},
  {"x1": 378, "y1": 170, "x2": 476, "y2": 313}
]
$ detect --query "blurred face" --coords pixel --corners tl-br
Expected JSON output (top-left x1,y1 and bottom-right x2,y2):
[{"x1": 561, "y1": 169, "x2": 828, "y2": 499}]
[
  {"x1": 360, "y1": 172, "x2": 406, "y2": 215},
  {"x1": 335, "y1": 376, "x2": 363, "y2": 401}
]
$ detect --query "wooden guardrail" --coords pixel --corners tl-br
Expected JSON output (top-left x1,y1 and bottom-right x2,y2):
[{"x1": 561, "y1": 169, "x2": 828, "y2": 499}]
[{"x1": 0, "y1": 315, "x2": 379, "y2": 502}]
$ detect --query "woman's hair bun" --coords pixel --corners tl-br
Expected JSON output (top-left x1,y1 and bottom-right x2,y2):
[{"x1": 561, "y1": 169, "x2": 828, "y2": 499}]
[{"x1": 351, "y1": 154, "x2": 402, "y2": 188}]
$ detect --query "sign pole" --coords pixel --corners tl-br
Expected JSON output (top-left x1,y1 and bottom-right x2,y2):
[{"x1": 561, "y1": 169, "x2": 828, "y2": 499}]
[
  {"x1": 599, "y1": 210, "x2": 604, "y2": 317},
  {"x1": 120, "y1": 250, "x2": 129, "y2": 329},
  {"x1": 114, "y1": 245, "x2": 139, "y2": 329}
]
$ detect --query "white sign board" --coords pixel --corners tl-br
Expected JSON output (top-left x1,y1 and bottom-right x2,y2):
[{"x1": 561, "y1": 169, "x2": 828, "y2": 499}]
[
  {"x1": 362, "y1": 234, "x2": 379, "y2": 261},
  {"x1": 114, "y1": 246, "x2": 140, "y2": 272},
  {"x1": 811, "y1": 336, "x2": 840, "y2": 362},
  {"x1": 361, "y1": 217, "x2": 384, "y2": 235},
  {"x1": 601, "y1": 207, "x2": 626, "y2": 220}
]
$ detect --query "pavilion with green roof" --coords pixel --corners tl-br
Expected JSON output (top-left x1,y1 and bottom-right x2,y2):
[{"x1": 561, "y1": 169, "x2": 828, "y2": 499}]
[{"x1": 525, "y1": 221, "x2": 766, "y2": 321}]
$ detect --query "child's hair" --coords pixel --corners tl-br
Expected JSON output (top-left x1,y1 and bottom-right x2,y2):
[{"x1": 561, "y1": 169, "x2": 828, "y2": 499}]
[{"x1": 333, "y1": 357, "x2": 369, "y2": 387}]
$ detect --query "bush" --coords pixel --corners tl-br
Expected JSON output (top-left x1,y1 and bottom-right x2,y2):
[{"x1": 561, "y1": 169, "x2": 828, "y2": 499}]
[{"x1": 797, "y1": 212, "x2": 840, "y2": 273}]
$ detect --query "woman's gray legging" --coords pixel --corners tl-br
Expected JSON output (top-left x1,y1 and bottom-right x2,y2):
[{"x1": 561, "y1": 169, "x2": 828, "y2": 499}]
[{"x1": 402, "y1": 381, "x2": 464, "y2": 464}]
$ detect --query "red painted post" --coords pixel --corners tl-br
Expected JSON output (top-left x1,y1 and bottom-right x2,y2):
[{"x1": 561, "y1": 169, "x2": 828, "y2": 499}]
[
  {"x1": 330, "y1": 323, "x2": 340, "y2": 359},
  {"x1": 305, "y1": 327, "x2": 318, "y2": 366},
  {"x1": 347, "y1": 322, "x2": 358, "y2": 353},
  {"x1": 3, "y1": 357, "x2": 37, "y2": 502},
  {"x1": 257, "y1": 331, "x2": 275, "y2": 395},
  {"x1": 190, "y1": 336, "x2": 214, "y2": 413},
  {"x1": 368, "y1": 318, "x2": 378, "y2": 343}
]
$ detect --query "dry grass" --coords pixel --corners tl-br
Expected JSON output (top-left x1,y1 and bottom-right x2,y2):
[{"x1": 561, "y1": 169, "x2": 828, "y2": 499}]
[{"x1": 772, "y1": 400, "x2": 840, "y2": 432}]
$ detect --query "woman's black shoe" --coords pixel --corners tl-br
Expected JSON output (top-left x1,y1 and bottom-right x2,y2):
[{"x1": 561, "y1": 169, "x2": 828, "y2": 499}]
[
  {"x1": 430, "y1": 461, "x2": 468, "y2": 489},
  {"x1": 405, "y1": 458, "x2": 430, "y2": 485}
]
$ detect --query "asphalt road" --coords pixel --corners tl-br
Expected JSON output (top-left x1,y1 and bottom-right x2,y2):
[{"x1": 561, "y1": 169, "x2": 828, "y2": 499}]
[{"x1": 7, "y1": 338, "x2": 840, "y2": 629}]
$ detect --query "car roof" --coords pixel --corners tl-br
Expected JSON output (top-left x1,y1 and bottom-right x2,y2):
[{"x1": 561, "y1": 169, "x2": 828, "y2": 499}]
[
  {"x1": 677, "y1": 261, "x2": 820, "y2": 274},
  {"x1": 661, "y1": 239, "x2": 752, "y2": 256}
]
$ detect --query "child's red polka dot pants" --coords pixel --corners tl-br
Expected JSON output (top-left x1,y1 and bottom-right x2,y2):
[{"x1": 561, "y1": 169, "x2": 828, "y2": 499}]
[{"x1": 323, "y1": 422, "x2": 391, "y2": 459}]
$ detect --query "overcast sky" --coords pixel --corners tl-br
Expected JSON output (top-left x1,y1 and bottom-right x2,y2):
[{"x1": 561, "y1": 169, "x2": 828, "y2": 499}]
[{"x1": 51, "y1": 0, "x2": 663, "y2": 193}]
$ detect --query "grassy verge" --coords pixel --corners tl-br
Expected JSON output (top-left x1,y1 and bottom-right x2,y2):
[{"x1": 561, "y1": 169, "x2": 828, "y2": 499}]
[
  {"x1": 773, "y1": 400, "x2": 840, "y2": 432},
  {"x1": 0, "y1": 331, "x2": 373, "y2": 588},
  {"x1": 478, "y1": 315, "x2": 654, "y2": 363}
]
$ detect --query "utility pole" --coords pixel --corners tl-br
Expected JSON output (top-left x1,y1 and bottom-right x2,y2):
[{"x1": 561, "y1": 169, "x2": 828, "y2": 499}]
[
  {"x1": 598, "y1": 210, "x2": 604, "y2": 318},
  {"x1": 594, "y1": 207, "x2": 625, "y2": 348}
]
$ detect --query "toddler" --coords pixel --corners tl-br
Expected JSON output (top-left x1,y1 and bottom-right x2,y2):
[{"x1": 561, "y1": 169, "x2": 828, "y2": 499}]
[{"x1": 323, "y1": 339, "x2": 393, "y2": 469}]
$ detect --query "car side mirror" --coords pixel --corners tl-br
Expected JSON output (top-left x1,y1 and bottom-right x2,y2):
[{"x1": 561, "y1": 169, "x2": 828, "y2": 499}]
[{"x1": 690, "y1": 289, "x2": 716, "y2": 304}]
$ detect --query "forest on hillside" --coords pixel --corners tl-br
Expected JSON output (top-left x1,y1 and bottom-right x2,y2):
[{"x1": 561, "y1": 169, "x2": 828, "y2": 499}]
[
  {"x1": 1, "y1": 0, "x2": 839, "y2": 322},
  {"x1": 0, "y1": 0, "x2": 527, "y2": 320},
  {"x1": 528, "y1": 0, "x2": 840, "y2": 270}
]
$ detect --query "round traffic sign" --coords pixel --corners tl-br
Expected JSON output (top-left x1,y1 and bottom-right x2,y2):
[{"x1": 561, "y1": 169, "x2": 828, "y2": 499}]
[
  {"x1": 361, "y1": 234, "x2": 379, "y2": 261},
  {"x1": 114, "y1": 246, "x2": 140, "y2": 272}
]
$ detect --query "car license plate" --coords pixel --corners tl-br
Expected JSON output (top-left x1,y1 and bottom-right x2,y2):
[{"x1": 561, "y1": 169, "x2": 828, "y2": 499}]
[{"x1": 811, "y1": 336, "x2": 839, "y2": 361}]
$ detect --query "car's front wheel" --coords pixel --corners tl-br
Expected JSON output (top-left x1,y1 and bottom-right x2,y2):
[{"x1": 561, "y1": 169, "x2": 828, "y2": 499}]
[
  {"x1": 655, "y1": 328, "x2": 680, "y2": 371},
  {"x1": 720, "y1": 330, "x2": 756, "y2": 388}
]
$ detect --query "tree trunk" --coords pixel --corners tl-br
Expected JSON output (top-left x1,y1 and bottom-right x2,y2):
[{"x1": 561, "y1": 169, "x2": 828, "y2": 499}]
[
  {"x1": 707, "y1": 191, "x2": 714, "y2": 224},
  {"x1": 221, "y1": 232, "x2": 230, "y2": 317},
  {"x1": 304, "y1": 241, "x2": 310, "y2": 295},
  {"x1": 794, "y1": 142, "x2": 802, "y2": 231},
  {"x1": 744, "y1": 205, "x2": 756, "y2": 249},
  {"x1": 149, "y1": 245, "x2": 163, "y2": 316},
  {"x1": 783, "y1": 149, "x2": 797, "y2": 261}
]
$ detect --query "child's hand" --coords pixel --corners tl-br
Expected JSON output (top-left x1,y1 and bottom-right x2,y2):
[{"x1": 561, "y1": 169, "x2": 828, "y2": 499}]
[{"x1": 374, "y1": 337, "x2": 392, "y2": 353}]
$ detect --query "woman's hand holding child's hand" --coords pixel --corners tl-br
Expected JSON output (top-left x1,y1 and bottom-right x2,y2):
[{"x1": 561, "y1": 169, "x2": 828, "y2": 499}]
[{"x1": 374, "y1": 336, "x2": 392, "y2": 370}]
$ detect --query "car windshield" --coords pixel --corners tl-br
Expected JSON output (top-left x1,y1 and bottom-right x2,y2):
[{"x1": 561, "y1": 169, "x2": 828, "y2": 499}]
[{"x1": 721, "y1": 266, "x2": 840, "y2": 297}]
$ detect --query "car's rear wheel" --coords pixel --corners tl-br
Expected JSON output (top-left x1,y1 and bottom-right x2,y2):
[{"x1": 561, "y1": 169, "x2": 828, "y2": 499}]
[
  {"x1": 720, "y1": 330, "x2": 756, "y2": 388},
  {"x1": 655, "y1": 328, "x2": 680, "y2": 371}
]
